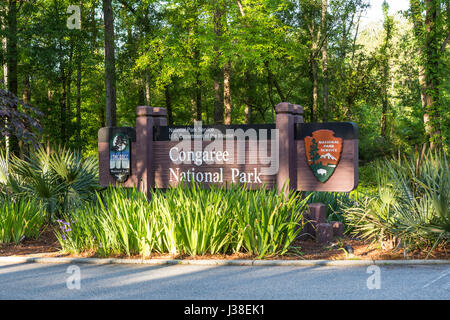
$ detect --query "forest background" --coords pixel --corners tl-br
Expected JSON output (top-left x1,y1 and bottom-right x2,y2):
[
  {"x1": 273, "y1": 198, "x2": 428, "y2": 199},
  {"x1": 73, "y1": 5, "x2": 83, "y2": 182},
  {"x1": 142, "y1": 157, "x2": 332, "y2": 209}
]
[{"x1": 0, "y1": 0, "x2": 448, "y2": 165}]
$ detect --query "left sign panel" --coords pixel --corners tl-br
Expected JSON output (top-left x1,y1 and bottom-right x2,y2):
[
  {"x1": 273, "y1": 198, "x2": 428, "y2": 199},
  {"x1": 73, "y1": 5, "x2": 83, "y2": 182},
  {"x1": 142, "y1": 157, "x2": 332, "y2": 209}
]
[
  {"x1": 98, "y1": 127, "x2": 136, "y2": 185},
  {"x1": 109, "y1": 132, "x2": 131, "y2": 182}
]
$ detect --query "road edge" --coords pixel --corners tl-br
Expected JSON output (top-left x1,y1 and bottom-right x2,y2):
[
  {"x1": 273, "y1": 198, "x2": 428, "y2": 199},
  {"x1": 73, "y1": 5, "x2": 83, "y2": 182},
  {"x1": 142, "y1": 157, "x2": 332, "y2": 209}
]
[{"x1": 0, "y1": 256, "x2": 449, "y2": 267}]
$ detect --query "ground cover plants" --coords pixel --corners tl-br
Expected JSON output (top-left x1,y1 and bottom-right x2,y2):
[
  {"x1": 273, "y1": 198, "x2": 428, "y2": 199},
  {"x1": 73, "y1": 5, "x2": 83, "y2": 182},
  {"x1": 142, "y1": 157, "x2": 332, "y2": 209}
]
[
  {"x1": 55, "y1": 184, "x2": 310, "y2": 259},
  {"x1": 0, "y1": 196, "x2": 46, "y2": 244},
  {"x1": 0, "y1": 145, "x2": 448, "y2": 260},
  {"x1": 0, "y1": 145, "x2": 99, "y2": 221},
  {"x1": 343, "y1": 149, "x2": 449, "y2": 255}
]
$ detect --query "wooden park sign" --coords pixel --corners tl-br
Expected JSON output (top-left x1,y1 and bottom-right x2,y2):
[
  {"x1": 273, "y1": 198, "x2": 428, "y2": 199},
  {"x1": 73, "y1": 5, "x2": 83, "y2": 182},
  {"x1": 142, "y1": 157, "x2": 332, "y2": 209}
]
[{"x1": 98, "y1": 103, "x2": 358, "y2": 196}]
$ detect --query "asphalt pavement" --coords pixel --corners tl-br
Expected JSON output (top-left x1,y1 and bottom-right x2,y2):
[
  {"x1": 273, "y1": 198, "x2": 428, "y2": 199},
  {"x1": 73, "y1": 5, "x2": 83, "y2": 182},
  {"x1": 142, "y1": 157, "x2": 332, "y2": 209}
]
[{"x1": 0, "y1": 262, "x2": 448, "y2": 300}]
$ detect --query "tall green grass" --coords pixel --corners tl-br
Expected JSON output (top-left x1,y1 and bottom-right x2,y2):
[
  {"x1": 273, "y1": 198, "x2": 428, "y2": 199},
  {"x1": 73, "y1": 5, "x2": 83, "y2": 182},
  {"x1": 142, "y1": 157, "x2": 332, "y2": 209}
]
[
  {"x1": 0, "y1": 196, "x2": 46, "y2": 244},
  {"x1": 56, "y1": 184, "x2": 309, "y2": 258}
]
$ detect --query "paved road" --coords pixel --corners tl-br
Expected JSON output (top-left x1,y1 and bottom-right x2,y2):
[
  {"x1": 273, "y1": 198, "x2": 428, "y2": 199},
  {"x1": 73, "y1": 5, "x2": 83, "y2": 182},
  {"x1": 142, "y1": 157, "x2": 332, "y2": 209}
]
[{"x1": 0, "y1": 262, "x2": 448, "y2": 300}]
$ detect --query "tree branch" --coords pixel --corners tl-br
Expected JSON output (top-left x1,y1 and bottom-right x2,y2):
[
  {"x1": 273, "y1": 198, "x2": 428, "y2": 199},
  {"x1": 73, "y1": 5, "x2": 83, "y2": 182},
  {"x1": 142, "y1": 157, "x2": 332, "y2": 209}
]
[{"x1": 441, "y1": 31, "x2": 450, "y2": 52}]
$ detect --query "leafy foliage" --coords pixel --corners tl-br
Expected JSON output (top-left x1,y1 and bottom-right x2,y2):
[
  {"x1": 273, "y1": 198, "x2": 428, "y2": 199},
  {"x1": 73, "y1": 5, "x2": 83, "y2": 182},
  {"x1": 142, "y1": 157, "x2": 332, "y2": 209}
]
[
  {"x1": 343, "y1": 148, "x2": 449, "y2": 254},
  {"x1": 0, "y1": 195, "x2": 46, "y2": 244},
  {"x1": 3, "y1": 145, "x2": 100, "y2": 220},
  {"x1": 56, "y1": 184, "x2": 309, "y2": 258},
  {"x1": 0, "y1": 88, "x2": 43, "y2": 145}
]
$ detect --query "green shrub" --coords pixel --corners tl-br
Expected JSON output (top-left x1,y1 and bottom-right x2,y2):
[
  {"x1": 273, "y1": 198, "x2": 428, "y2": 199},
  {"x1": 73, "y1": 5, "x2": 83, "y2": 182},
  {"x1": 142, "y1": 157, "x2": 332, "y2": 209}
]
[
  {"x1": 5, "y1": 145, "x2": 100, "y2": 221},
  {"x1": 343, "y1": 149, "x2": 449, "y2": 254},
  {"x1": 56, "y1": 184, "x2": 309, "y2": 258},
  {"x1": 0, "y1": 196, "x2": 46, "y2": 244}
]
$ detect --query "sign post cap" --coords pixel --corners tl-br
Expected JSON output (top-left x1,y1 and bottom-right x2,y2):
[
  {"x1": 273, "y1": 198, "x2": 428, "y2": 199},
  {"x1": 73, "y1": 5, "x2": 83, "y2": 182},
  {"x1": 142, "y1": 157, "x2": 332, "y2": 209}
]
[{"x1": 136, "y1": 106, "x2": 167, "y2": 117}]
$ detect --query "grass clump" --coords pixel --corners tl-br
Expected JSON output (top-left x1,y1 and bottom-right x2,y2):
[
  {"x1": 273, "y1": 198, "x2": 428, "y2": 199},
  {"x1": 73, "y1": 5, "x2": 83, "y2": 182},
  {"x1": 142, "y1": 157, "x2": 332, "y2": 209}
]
[
  {"x1": 56, "y1": 184, "x2": 309, "y2": 259},
  {"x1": 0, "y1": 196, "x2": 46, "y2": 244}
]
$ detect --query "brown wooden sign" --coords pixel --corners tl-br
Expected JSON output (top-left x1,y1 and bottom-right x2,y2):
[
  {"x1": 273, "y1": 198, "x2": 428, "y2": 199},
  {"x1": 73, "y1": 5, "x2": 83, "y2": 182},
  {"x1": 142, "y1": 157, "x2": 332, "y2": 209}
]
[{"x1": 98, "y1": 103, "x2": 358, "y2": 196}]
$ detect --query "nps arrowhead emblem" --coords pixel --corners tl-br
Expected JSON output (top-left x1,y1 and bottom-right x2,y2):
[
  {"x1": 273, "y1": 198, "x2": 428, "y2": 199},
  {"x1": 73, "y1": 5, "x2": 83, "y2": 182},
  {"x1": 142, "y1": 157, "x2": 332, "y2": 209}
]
[{"x1": 304, "y1": 129, "x2": 343, "y2": 183}]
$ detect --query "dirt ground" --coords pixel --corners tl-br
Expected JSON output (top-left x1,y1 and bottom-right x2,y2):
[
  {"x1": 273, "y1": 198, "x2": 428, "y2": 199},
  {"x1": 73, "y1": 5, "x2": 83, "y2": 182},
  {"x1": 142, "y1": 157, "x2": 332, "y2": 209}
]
[{"x1": 0, "y1": 225, "x2": 448, "y2": 260}]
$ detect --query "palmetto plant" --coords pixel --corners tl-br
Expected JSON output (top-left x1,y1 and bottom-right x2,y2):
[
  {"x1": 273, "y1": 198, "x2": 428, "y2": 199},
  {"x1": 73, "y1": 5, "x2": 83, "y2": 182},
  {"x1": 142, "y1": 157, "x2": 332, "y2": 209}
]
[
  {"x1": 344, "y1": 148, "x2": 449, "y2": 255},
  {"x1": 5, "y1": 145, "x2": 99, "y2": 221}
]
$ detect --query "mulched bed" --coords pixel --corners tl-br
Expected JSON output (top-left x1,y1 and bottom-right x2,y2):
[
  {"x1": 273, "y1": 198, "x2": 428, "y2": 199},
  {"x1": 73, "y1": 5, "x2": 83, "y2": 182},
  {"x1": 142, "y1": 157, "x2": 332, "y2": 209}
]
[{"x1": 0, "y1": 225, "x2": 448, "y2": 260}]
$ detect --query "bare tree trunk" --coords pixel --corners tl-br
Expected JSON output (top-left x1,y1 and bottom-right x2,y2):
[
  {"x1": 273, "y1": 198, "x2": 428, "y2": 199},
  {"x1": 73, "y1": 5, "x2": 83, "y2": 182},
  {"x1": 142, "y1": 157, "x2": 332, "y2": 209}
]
[
  {"x1": 380, "y1": 81, "x2": 388, "y2": 137},
  {"x1": 223, "y1": 61, "x2": 232, "y2": 124},
  {"x1": 321, "y1": 0, "x2": 329, "y2": 122},
  {"x1": 196, "y1": 72, "x2": 202, "y2": 121},
  {"x1": 190, "y1": 98, "x2": 196, "y2": 123},
  {"x1": 76, "y1": 46, "x2": 82, "y2": 143},
  {"x1": 244, "y1": 105, "x2": 252, "y2": 124},
  {"x1": 144, "y1": 71, "x2": 151, "y2": 105},
  {"x1": 103, "y1": 0, "x2": 117, "y2": 127},
  {"x1": 60, "y1": 63, "x2": 67, "y2": 143},
  {"x1": 6, "y1": 0, "x2": 17, "y2": 96},
  {"x1": 213, "y1": 8, "x2": 224, "y2": 124},
  {"x1": 273, "y1": 75, "x2": 285, "y2": 102},
  {"x1": 20, "y1": 76, "x2": 30, "y2": 158},
  {"x1": 1, "y1": 11, "x2": 7, "y2": 88},
  {"x1": 165, "y1": 85, "x2": 173, "y2": 125},
  {"x1": 423, "y1": 0, "x2": 441, "y2": 148},
  {"x1": 236, "y1": 0, "x2": 254, "y2": 124},
  {"x1": 411, "y1": 0, "x2": 442, "y2": 148},
  {"x1": 67, "y1": 43, "x2": 73, "y2": 139},
  {"x1": 266, "y1": 65, "x2": 275, "y2": 111},
  {"x1": 22, "y1": 76, "x2": 30, "y2": 104},
  {"x1": 311, "y1": 52, "x2": 319, "y2": 122},
  {"x1": 213, "y1": 77, "x2": 223, "y2": 124},
  {"x1": 6, "y1": 0, "x2": 18, "y2": 155}
]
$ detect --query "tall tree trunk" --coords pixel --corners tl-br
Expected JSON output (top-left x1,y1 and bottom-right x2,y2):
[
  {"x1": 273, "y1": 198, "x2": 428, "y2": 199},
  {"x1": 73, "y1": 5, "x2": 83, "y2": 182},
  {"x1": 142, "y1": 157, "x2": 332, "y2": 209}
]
[
  {"x1": 1, "y1": 9, "x2": 7, "y2": 88},
  {"x1": 22, "y1": 75, "x2": 31, "y2": 104},
  {"x1": 21, "y1": 75, "x2": 31, "y2": 163},
  {"x1": 321, "y1": 0, "x2": 329, "y2": 122},
  {"x1": 266, "y1": 64, "x2": 275, "y2": 112},
  {"x1": 103, "y1": 0, "x2": 117, "y2": 127},
  {"x1": 410, "y1": 0, "x2": 442, "y2": 148},
  {"x1": 380, "y1": 4, "x2": 393, "y2": 138},
  {"x1": 91, "y1": 4, "x2": 98, "y2": 49},
  {"x1": 47, "y1": 83, "x2": 53, "y2": 154},
  {"x1": 244, "y1": 105, "x2": 252, "y2": 124},
  {"x1": 213, "y1": 76, "x2": 223, "y2": 124},
  {"x1": 144, "y1": 71, "x2": 151, "y2": 105},
  {"x1": 20, "y1": 76, "x2": 30, "y2": 158},
  {"x1": 196, "y1": 75, "x2": 202, "y2": 121},
  {"x1": 223, "y1": 61, "x2": 232, "y2": 124},
  {"x1": 380, "y1": 76, "x2": 388, "y2": 137},
  {"x1": 245, "y1": 72, "x2": 254, "y2": 124},
  {"x1": 236, "y1": 0, "x2": 254, "y2": 124},
  {"x1": 423, "y1": 0, "x2": 441, "y2": 148},
  {"x1": 213, "y1": 8, "x2": 224, "y2": 124},
  {"x1": 191, "y1": 44, "x2": 202, "y2": 121},
  {"x1": 60, "y1": 64, "x2": 67, "y2": 143},
  {"x1": 6, "y1": 0, "x2": 18, "y2": 155},
  {"x1": 311, "y1": 52, "x2": 319, "y2": 122},
  {"x1": 66, "y1": 43, "x2": 73, "y2": 139},
  {"x1": 6, "y1": 0, "x2": 17, "y2": 96},
  {"x1": 76, "y1": 46, "x2": 82, "y2": 144},
  {"x1": 165, "y1": 85, "x2": 173, "y2": 125}
]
